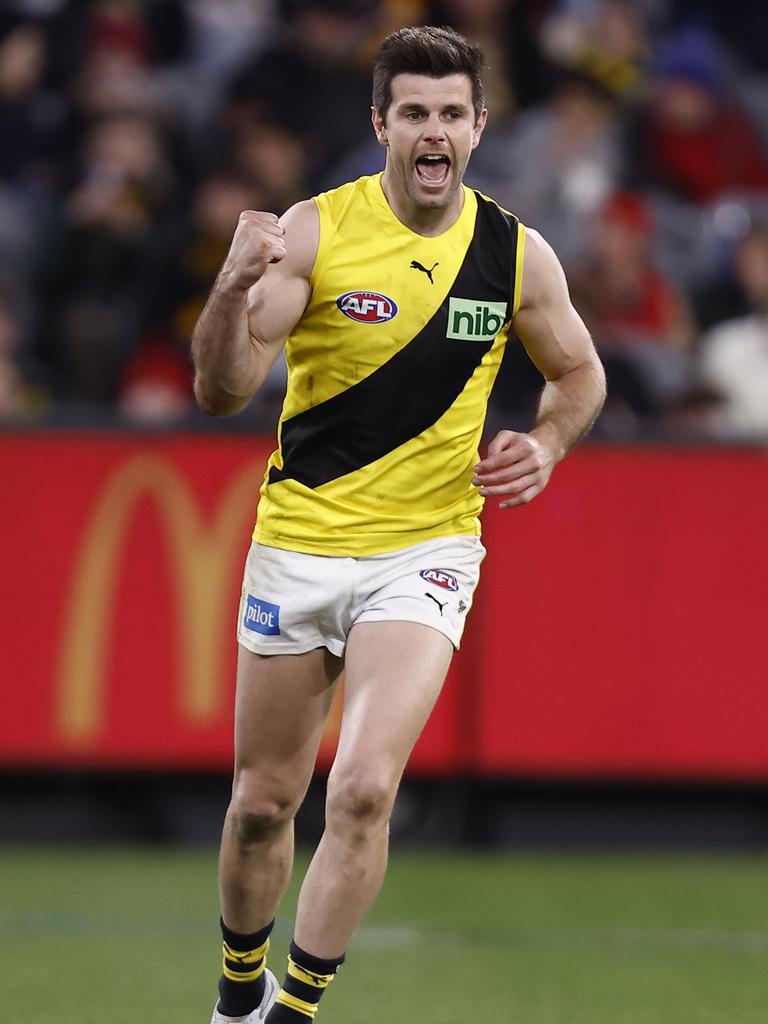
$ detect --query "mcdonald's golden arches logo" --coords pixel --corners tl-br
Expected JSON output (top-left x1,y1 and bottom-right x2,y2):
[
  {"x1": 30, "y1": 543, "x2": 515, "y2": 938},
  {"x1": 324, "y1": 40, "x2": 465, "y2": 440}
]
[{"x1": 56, "y1": 453, "x2": 262, "y2": 742}]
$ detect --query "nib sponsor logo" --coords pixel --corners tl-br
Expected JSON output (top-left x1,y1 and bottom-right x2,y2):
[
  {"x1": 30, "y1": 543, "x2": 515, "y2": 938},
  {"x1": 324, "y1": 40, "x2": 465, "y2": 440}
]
[
  {"x1": 243, "y1": 595, "x2": 280, "y2": 636},
  {"x1": 447, "y1": 298, "x2": 508, "y2": 342}
]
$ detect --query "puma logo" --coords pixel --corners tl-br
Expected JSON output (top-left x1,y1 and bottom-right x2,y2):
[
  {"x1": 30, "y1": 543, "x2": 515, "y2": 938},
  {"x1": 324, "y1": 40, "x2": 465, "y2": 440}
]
[
  {"x1": 410, "y1": 260, "x2": 439, "y2": 284},
  {"x1": 425, "y1": 592, "x2": 447, "y2": 615}
]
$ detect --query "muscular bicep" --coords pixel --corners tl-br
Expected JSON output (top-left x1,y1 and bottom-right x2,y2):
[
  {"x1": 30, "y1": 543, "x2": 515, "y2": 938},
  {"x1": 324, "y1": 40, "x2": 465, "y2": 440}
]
[
  {"x1": 512, "y1": 228, "x2": 598, "y2": 380},
  {"x1": 246, "y1": 199, "x2": 318, "y2": 353}
]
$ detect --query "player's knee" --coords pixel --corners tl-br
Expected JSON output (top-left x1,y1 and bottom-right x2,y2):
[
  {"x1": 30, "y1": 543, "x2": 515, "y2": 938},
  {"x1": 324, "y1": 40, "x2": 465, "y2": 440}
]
[
  {"x1": 229, "y1": 793, "x2": 295, "y2": 846},
  {"x1": 325, "y1": 773, "x2": 395, "y2": 839}
]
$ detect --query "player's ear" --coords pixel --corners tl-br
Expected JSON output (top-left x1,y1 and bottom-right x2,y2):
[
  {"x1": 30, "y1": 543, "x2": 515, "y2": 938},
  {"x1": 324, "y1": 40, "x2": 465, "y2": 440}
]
[
  {"x1": 471, "y1": 108, "x2": 488, "y2": 150},
  {"x1": 371, "y1": 106, "x2": 388, "y2": 147}
]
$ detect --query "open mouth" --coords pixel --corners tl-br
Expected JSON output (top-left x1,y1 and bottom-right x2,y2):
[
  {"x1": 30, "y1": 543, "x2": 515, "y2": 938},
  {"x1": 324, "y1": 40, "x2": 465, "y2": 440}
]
[{"x1": 415, "y1": 154, "x2": 451, "y2": 186}]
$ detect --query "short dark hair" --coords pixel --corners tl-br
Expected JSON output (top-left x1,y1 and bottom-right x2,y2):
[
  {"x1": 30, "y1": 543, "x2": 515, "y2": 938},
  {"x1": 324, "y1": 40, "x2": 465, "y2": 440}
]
[{"x1": 372, "y1": 26, "x2": 486, "y2": 124}]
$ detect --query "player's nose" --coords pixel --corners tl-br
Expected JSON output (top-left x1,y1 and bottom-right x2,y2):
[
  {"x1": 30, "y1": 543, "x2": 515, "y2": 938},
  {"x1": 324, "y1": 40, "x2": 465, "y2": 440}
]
[{"x1": 421, "y1": 114, "x2": 447, "y2": 143}]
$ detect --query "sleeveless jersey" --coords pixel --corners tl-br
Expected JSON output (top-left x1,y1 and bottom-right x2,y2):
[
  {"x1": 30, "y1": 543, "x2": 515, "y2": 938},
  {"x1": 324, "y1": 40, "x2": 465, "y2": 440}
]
[{"x1": 253, "y1": 173, "x2": 525, "y2": 556}]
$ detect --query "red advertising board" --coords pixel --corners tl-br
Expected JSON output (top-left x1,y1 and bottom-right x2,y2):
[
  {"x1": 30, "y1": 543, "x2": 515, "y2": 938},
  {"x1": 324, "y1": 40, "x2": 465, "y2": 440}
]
[
  {"x1": 475, "y1": 448, "x2": 768, "y2": 779},
  {"x1": 0, "y1": 434, "x2": 462, "y2": 773},
  {"x1": 1, "y1": 434, "x2": 766, "y2": 779}
]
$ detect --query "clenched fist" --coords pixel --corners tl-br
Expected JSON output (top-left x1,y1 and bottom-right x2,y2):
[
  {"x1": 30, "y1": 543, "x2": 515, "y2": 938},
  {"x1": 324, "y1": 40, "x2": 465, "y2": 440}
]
[
  {"x1": 472, "y1": 428, "x2": 558, "y2": 509},
  {"x1": 220, "y1": 211, "x2": 287, "y2": 291}
]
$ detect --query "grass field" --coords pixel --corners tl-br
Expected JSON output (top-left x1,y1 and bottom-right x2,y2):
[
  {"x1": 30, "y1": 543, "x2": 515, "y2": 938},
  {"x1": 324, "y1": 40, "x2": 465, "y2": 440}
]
[{"x1": 2, "y1": 846, "x2": 767, "y2": 1023}]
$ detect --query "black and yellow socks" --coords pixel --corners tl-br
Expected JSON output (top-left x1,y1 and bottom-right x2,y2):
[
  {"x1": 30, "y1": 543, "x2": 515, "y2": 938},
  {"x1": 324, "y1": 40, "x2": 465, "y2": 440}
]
[
  {"x1": 217, "y1": 917, "x2": 274, "y2": 1018},
  {"x1": 216, "y1": 923, "x2": 343, "y2": 1022},
  {"x1": 265, "y1": 940, "x2": 345, "y2": 1022}
]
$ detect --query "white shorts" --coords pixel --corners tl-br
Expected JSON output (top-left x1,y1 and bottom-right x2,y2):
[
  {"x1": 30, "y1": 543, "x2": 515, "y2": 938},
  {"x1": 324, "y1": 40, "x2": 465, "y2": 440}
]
[{"x1": 236, "y1": 536, "x2": 486, "y2": 657}]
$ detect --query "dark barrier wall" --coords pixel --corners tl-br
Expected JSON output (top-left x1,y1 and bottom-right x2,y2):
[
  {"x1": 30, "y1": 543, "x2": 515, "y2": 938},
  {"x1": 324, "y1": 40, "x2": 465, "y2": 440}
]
[{"x1": 2, "y1": 434, "x2": 766, "y2": 779}]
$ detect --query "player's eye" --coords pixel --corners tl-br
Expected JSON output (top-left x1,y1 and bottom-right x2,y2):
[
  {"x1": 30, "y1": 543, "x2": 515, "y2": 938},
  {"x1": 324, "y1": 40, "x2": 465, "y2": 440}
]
[{"x1": 406, "y1": 110, "x2": 423, "y2": 121}]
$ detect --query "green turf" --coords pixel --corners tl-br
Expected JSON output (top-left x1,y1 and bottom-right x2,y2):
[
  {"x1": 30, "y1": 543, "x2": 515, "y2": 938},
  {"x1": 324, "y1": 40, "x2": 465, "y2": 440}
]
[{"x1": 2, "y1": 846, "x2": 767, "y2": 1023}]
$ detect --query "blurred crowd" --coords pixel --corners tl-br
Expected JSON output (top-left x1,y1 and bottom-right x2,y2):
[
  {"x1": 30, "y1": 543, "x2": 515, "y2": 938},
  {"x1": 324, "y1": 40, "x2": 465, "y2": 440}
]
[{"x1": 1, "y1": 0, "x2": 767, "y2": 440}]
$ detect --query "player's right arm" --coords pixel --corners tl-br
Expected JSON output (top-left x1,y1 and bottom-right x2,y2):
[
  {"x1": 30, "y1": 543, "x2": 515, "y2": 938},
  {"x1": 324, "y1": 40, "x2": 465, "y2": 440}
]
[{"x1": 191, "y1": 199, "x2": 318, "y2": 416}]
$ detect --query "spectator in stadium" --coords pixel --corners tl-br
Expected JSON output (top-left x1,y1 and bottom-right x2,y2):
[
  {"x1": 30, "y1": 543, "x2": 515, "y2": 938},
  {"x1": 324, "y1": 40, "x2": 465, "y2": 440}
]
[
  {"x1": 569, "y1": 190, "x2": 695, "y2": 422},
  {"x1": 180, "y1": 0, "x2": 277, "y2": 124},
  {"x1": 225, "y1": 0, "x2": 381, "y2": 191},
  {"x1": 146, "y1": 171, "x2": 261, "y2": 328},
  {"x1": 696, "y1": 224, "x2": 768, "y2": 439},
  {"x1": 230, "y1": 121, "x2": 309, "y2": 212},
  {"x1": 117, "y1": 326, "x2": 194, "y2": 425},
  {"x1": 428, "y1": 0, "x2": 552, "y2": 120},
  {"x1": 0, "y1": 19, "x2": 69, "y2": 283},
  {"x1": 34, "y1": 113, "x2": 179, "y2": 401},
  {"x1": 541, "y1": 0, "x2": 648, "y2": 104},
  {"x1": 0, "y1": 20, "x2": 60, "y2": 189},
  {"x1": 185, "y1": 0, "x2": 275, "y2": 77},
  {"x1": 634, "y1": 26, "x2": 768, "y2": 205},
  {"x1": 472, "y1": 70, "x2": 623, "y2": 267},
  {"x1": 141, "y1": 171, "x2": 287, "y2": 430},
  {"x1": 72, "y1": 26, "x2": 166, "y2": 121}
]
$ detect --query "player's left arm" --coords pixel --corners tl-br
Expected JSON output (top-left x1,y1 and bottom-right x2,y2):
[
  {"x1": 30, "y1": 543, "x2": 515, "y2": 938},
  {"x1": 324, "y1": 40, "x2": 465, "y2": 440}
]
[{"x1": 473, "y1": 228, "x2": 606, "y2": 509}]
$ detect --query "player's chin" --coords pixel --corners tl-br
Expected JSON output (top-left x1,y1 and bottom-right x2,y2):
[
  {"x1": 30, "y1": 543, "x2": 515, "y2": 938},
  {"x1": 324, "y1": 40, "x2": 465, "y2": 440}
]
[{"x1": 410, "y1": 173, "x2": 459, "y2": 207}]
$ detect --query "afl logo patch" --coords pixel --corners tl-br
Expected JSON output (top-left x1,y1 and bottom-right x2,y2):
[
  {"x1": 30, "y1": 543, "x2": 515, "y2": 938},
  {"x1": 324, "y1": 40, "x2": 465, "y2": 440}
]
[
  {"x1": 419, "y1": 568, "x2": 459, "y2": 592},
  {"x1": 336, "y1": 291, "x2": 398, "y2": 324}
]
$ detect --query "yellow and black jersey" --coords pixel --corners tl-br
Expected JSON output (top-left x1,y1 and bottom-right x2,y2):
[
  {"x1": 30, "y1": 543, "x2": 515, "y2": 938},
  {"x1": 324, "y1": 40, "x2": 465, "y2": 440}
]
[{"x1": 253, "y1": 172, "x2": 525, "y2": 556}]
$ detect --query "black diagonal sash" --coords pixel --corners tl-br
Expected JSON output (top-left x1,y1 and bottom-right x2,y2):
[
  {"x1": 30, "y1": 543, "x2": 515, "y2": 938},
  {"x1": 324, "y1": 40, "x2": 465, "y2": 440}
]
[{"x1": 269, "y1": 195, "x2": 518, "y2": 490}]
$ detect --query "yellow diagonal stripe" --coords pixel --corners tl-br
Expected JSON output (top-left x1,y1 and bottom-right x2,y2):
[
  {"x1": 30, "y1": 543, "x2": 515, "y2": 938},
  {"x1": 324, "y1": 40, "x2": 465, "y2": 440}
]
[
  {"x1": 276, "y1": 990, "x2": 317, "y2": 1018},
  {"x1": 223, "y1": 937, "x2": 270, "y2": 964},
  {"x1": 513, "y1": 222, "x2": 526, "y2": 315},
  {"x1": 287, "y1": 956, "x2": 334, "y2": 989}
]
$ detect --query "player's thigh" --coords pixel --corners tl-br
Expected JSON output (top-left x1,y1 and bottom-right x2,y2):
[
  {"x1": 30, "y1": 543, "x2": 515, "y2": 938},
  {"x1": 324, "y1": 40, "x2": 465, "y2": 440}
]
[
  {"x1": 331, "y1": 620, "x2": 453, "y2": 791},
  {"x1": 234, "y1": 642, "x2": 343, "y2": 801}
]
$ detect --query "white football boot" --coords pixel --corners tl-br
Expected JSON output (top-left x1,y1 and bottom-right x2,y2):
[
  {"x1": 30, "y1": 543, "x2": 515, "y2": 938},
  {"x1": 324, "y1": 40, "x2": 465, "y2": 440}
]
[{"x1": 209, "y1": 968, "x2": 279, "y2": 1024}]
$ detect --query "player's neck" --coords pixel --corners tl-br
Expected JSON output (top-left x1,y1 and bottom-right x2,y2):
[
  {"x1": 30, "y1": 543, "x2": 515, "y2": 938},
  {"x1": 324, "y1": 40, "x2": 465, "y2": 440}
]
[{"x1": 380, "y1": 170, "x2": 464, "y2": 237}]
